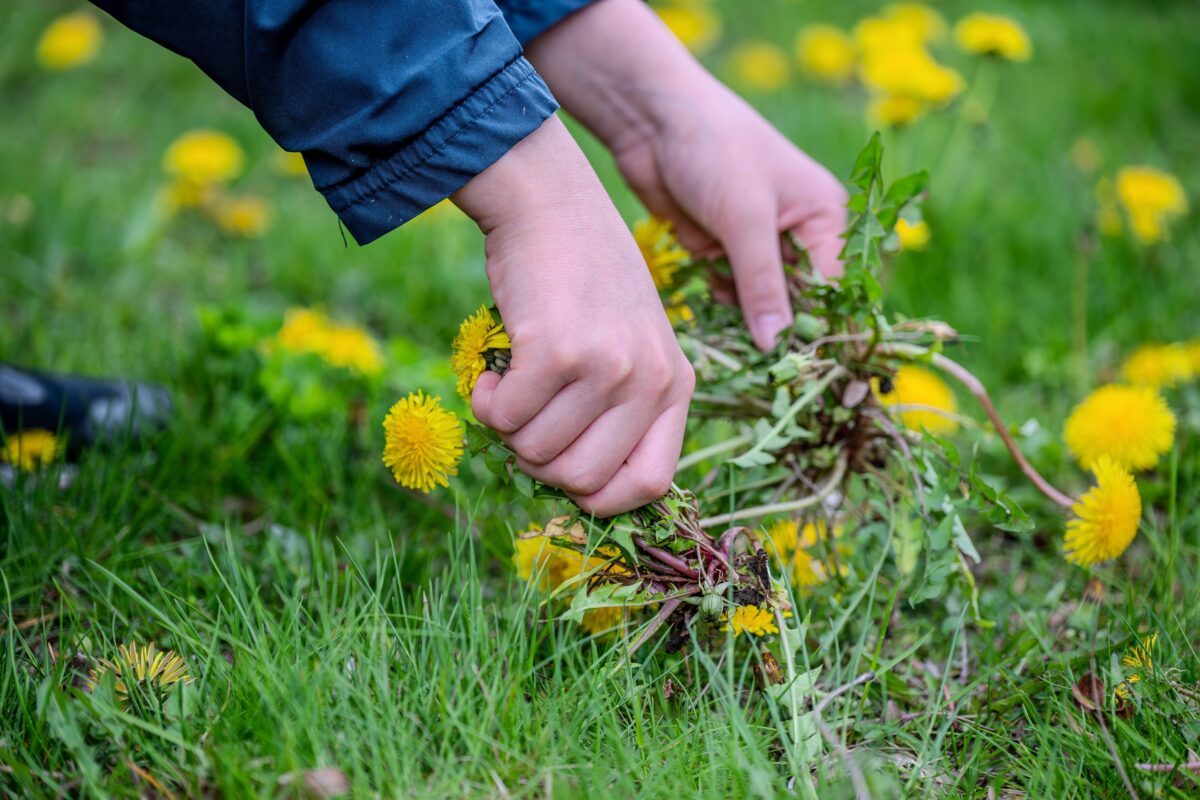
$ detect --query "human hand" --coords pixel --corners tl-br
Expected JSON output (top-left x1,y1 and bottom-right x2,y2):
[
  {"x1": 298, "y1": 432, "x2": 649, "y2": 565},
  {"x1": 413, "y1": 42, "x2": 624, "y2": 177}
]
[
  {"x1": 452, "y1": 116, "x2": 695, "y2": 517},
  {"x1": 527, "y1": 0, "x2": 848, "y2": 350}
]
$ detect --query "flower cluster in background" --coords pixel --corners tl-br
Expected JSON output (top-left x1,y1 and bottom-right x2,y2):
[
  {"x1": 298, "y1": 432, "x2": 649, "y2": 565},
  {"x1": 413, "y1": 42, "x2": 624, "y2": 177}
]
[{"x1": 158, "y1": 130, "x2": 277, "y2": 238}]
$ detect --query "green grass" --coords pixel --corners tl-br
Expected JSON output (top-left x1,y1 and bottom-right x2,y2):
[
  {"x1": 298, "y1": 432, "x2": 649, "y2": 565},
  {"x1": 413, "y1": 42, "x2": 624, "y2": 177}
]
[{"x1": 3, "y1": 0, "x2": 1200, "y2": 797}]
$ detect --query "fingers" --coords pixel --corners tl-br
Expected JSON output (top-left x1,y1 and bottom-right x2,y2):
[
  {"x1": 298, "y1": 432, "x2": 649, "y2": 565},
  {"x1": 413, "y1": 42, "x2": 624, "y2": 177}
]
[
  {"x1": 515, "y1": 402, "x2": 654, "y2": 496},
  {"x1": 471, "y1": 363, "x2": 569, "y2": 434},
  {"x1": 568, "y1": 400, "x2": 689, "y2": 517},
  {"x1": 721, "y1": 205, "x2": 793, "y2": 350},
  {"x1": 784, "y1": 170, "x2": 850, "y2": 280},
  {"x1": 501, "y1": 380, "x2": 608, "y2": 465},
  {"x1": 616, "y1": 146, "x2": 718, "y2": 255}
]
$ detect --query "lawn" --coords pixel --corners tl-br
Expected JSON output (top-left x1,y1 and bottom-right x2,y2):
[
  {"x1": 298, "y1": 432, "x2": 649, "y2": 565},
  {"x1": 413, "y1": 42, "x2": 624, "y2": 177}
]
[{"x1": 2, "y1": 0, "x2": 1200, "y2": 797}]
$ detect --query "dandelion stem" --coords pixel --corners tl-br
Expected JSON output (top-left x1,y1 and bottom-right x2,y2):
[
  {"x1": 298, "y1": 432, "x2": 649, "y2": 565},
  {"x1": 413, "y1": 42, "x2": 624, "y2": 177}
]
[
  {"x1": 676, "y1": 433, "x2": 754, "y2": 472},
  {"x1": 698, "y1": 455, "x2": 847, "y2": 528},
  {"x1": 625, "y1": 594, "x2": 691, "y2": 658},
  {"x1": 632, "y1": 535, "x2": 701, "y2": 580}
]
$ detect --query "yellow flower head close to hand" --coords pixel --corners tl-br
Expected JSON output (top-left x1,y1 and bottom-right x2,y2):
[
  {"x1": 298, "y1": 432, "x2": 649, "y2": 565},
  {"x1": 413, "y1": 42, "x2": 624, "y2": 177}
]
[
  {"x1": 655, "y1": 3, "x2": 722, "y2": 55},
  {"x1": 633, "y1": 217, "x2": 691, "y2": 291},
  {"x1": 729, "y1": 41, "x2": 790, "y2": 92},
  {"x1": 163, "y1": 130, "x2": 245, "y2": 186},
  {"x1": 953, "y1": 13, "x2": 1032, "y2": 61},
  {"x1": 37, "y1": 12, "x2": 103, "y2": 70},
  {"x1": 382, "y1": 392, "x2": 464, "y2": 493},
  {"x1": 87, "y1": 642, "x2": 192, "y2": 708},
  {"x1": 2, "y1": 430, "x2": 62, "y2": 472},
  {"x1": 1114, "y1": 166, "x2": 1189, "y2": 244},
  {"x1": 895, "y1": 218, "x2": 931, "y2": 250},
  {"x1": 721, "y1": 605, "x2": 778, "y2": 637},
  {"x1": 1121, "y1": 343, "x2": 1195, "y2": 389},
  {"x1": 795, "y1": 25, "x2": 856, "y2": 84},
  {"x1": 451, "y1": 305, "x2": 511, "y2": 401},
  {"x1": 873, "y1": 365, "x2": 959, "y2": 435},
  {"x1": 1063, "y1": 384, "x2": 1175, "y2": 472},
  {"x1": 1063, "y1": 456, "x2": 1141, "y2": 567}
]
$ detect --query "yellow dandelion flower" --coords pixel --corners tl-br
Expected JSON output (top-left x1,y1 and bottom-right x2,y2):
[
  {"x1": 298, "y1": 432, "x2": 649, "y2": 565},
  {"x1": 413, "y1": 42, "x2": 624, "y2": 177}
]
[
  {"x1": 37, "y1": 12, "x2": 103, "y2": 70},
  {"x1": 1121, "y1": 343, "x2": 1194, "y2": 389},
  {"x1": 158, "y1": 178, "x2": 216, "y2": 215},
  {"x1": 1186, "y1": 341, "x2": 1200, "y2": 373},
  {"x1": 859, "y1": 45, "x2": 963, "y2": 104},
  {"x1": 655, "y1": 4, "x2": 722, "y2": 55},
  {"x1": 213, "y1": 194, "x2": 271, "y2": 238},
  {"x1": 513, "y1": 526, "x2": 561, "y2": 591},
  {"x1": 633, "y1": 217, "x2": 690, "y2": 291},
  {"x1": 162, "y1": 130, "x2": 245, "y2": 186},
  {"x1": 273, "y1": 307, "x2": 330, "y2": 354},
  {"x1": 580, "y1": 605, "x2": 627, "y2": 636},
  {"x1": 895, "y1": 218, "x2": 931, "y2": 250},
  {"x1": 381, "y1": 392, "x2": 464, "y2": 493},
  {"x1": 87, "y1": 642, "x2": 192, "y2": 707},
  {"x1": 274, "y1": 150, "x2": 308, "y2": 177},
  {"x1": 953, "y1": 13, "x2": 1032, "y2": 61},
  {"x1": 322, "y1": 324, "x2": 384, "y2": 376},
  {"x1": 764, "y1": 519, "x2": 846, "y2": 589},
  {"x1": 1064, "y1": 457, "x2": 1141, "y2": 567},
  {"x1": 795, "y1": 25, "x2": 856, "y2": 84},
  {"x1": 884, "y1": 4, "x2": 947, "y2": 44},
  {"x1": 1, "y1": 429, "x2": 62, "y2": 472},
  {"x1": 1115, "y1": 632, "x2": 1158, "y2": 700},
  {"x1": 854, "y1": 16, "x2": 925, "y2": 53},
  {"x1": 1114, "y1": 166, "x2": 1189, "y2": 245},
  {"x1": 665, "y1": 293, "x2": 695, "y2": 327},
  {"x1": 450, "y1": 305, "x2": 511, "y2": 401},
  {"x1": 868, "y1": 94, "x2": 926, "y2": 128},
  {"x1": 729, "y1": 41, "x2": 790, "y2": 92},
  {"x1": 873, "y1": 365, "x2": 959, "y2": 435},
  {"x1": 720, "y1": 605, "x2": 778, "y2": 637},
  {"x1": 1063, "y1": 384, "x2": 1175, "y2": 471}
]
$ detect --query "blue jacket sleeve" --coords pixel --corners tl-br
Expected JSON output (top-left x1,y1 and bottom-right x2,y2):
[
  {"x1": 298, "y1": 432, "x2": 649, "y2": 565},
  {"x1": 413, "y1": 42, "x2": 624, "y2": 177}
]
[
  {"x1": 493, "y1": 0, "x2": 598, "y2": 45},
  {"x1": 90, "y1": 0, "x2": 560, "y2": 244}
]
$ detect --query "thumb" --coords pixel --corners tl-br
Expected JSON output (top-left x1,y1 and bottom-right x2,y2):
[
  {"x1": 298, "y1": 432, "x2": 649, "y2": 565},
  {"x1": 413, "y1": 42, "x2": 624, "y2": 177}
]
[
  {"x1": 470, "y1": 370, "x2": 503, "y2": 427},
  {"x1": 723, "y1": 211, "x2": 793, "y2": 350}
]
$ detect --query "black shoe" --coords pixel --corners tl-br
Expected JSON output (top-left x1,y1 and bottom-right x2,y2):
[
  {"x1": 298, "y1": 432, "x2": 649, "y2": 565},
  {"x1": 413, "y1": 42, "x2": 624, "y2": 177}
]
[{"x1": 0, "y1": 363, "x2": 173, "y2": 452}]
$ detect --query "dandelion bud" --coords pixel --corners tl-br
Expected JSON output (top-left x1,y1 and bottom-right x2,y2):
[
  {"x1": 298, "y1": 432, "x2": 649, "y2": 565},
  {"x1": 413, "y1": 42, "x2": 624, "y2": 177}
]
[{"x1": 699, "y1": 591, "x2": 723, "y2": 622}]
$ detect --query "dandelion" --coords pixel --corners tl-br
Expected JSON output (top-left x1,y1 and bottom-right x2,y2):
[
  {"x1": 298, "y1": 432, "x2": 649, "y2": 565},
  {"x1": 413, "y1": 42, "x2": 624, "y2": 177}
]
[
  {"x1": 381, "y1": 392, "x2": 464, "y2": 493},
  {"x1": 37, "y1": 12, "x2": 103, "y2": 70},
  {"x1": 1121, "y1": 343, "x2": 1194, "y2": 389},
  {"x1": 87, "y1": 642, "x2": 192, "y2": 708},
  {"x1": 854, "y1": 16, "x2": 926, "y2": 52},
  {"x1": 1115, "y1": 632, "x2": 1158, "y2": 700},
  {"x1": 729, "y1": 42, "x2": 790, "y2": 92},
  {"x1": 655, "y1": 4, "x2": 722, "y2": 55},
  {"x1": 795, "y1": 25, "x2": 856, "y2": 84},
  {"x1": 213, "y1": 194, "x2": 271, "y2": 238},
  {"x1": 764, "y1": 519, "x2": 846, "y2": 588},
  {"x1": 512, "y1": 526, "x2": 568, "y2": 591},
  {"x1": 450, "y1": 306, "x2": 511, "y2": 401},
  {"x1": 859, "y1": 46, "x2": 964, "y2": 104},
  {"x1": 895, "y1": 218, "x2": 931, "y2": 250},
  {"x1": 1063, "y1": 456, "x2": 1141, "y2": 567},
  {"x1": 884, "y1": 4, "x2": 947, "y2": 44},
  {"x1": 873, "y1": 365, "x2": 959, "y2": 435},
  {"x1": 1, "y1": 429, "x2": 62, "y2": 472},
  {"x1": 1063, "y1": 384, "x2": 1175, "y2": 471},
  {"x1": 162, "y1": 130, "x2": 245, "y2": 186},
  {"x1": 322, "y1": 324, "x2": 384, "y2": 376},
  {"x1": 953, "y1": 13, "x2": 1032, "y2": 61},
  {"x1": 868, "y1": 94, "x2": 926, "y2": 128},
  {"x1": 580, "y1": 605, "x2": 626, "y2": 636},
  {"x1": 721, "y1": 605, "x2": 778, "y2": 637},
  {"x1": 1114, "y1": 166, "x2": 1189, "y2": 244},
  {"x1": 633, "y1": 217, "x2": 691, "y2": 291},
  {"x1": 665, "y1": 293, "x2": 695, "y2": 327},
  {"x1": 159, "y1": 179, "x2": 216, "y2": 214}
]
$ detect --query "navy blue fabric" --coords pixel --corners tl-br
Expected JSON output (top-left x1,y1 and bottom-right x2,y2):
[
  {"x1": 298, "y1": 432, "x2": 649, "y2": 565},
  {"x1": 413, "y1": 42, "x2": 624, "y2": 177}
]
[
  {"x1": 90, "y1": 0, "x2": 592, "y2": 244},
  {"x1": 494, "y1": 0, "x2": 598, "y2": 44}
]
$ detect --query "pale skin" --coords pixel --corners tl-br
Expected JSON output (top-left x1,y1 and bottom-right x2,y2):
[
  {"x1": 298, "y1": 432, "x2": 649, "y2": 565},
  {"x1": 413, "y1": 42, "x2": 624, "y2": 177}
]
[{"x1": 453, "y1": 0, "x2": 847, "y2": 517}]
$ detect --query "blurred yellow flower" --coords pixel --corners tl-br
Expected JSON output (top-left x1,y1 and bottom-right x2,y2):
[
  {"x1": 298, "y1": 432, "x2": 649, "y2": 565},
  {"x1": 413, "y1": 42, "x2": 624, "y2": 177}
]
[
  {"x1": 159, "y1": 179, "x2": 216, "y2": 214},
  {"x1": 451, "y1": 305, "x2": 511, "y2": 401},
  {"x1": 665, "y1": 293, "x2": 695, "y2": 327},
  {"x1": 1121, "y1": 343, "x2": 1194, "y2": 389},
  {"x1": 1063, "y1": 384, "x2": 1175, "y2": 471},
  {"x1": 414, "y1": 198, "x2": 469, "y2": 224},
  {"x1": 268, "y1": 307, "x2": 384, "y2": 376},
  {"x1": 1114, "y1": 166, "x2": 1189, "y2": 244},
  {"x1": 867, "y1": 94, "x2": 925, "y2": 128},
  {"x1": 633, "y1": 217, "x2": 690, "y2": 291},
  {"x1": 655, "y1": 4, "x2": 722, "y2": 54},
  {"x1": 884, "y1": 4, "x2": 947, "y2": 44},
  {"x1": 721, "y1": 605, "x2": 778, "y2": 637},
  {"x1": 954, "y1": 13, "x2": 1032, "y2": 61},
  {"x1": 854, "y1": 16, "x2": 925, "y2": 52},
  {"x1": 895, "y1": 218, "x2": 931, "y2": 250},
  {"x1": 381, "y1": 392, "x2": 463, "y2": 493},
  {"x1": 764, "y1": 519, "x2": 847, "y2": 589},
  {"x1": 1, "y1": 429, "x2": 61, "y2": 472},
  {"x1": 873, "y1": 365, "x2": 959, "y2": 435},
  {"x1": 795, "y1": 25, "x2": 856, "y2": 84},
  {"x1": 513, "y1": 527, "x2": 560, "y2": 591},
  {"x1": 1064, "y1": 456, "x2": 1141, "y2": 567},
  {"x1": 860, "y1": 45, "x2": 964, "y2": 104},
  {"x1": 729, "y1": 41, "x2": 790, "y2": 92},
  {"x1": 213, "y1": 194, "x2": 271, "y2": 238},
  {"x1": 274, "y1": 150, "x2": 308, "y2": 177},
  {"x1": 163, "y1": 130, "x2": 245, "y2": 186},
  {"x1": 37, "y1": 12, "x2": 103, "y2": 70},
  {"x1": 87, "y1": 642, "x2": 192, "y2": 708},
  {"x1": 580, "y1": 605, "x2": 627, "y2": 636}
]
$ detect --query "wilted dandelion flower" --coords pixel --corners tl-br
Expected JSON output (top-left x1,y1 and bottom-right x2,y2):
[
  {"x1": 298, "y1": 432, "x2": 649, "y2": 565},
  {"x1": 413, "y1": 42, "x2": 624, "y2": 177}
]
[
  {"x1": 895, "y1": 218, "x2": 931, "y2": 250},
  {"x1": 1, "y1": 429, "x2": 62, "y2": 472},
  {"x1": 1114, "y1": 166, "x2": 1189, "y2": 244},
  {"x1": 162, "y1": 130, "x2": 245, "y2": 186},
  {"x1": 655, "y1": 4, "x2": 722, "y2": 54},
  {"x1": 729, "y1": 42, "x2": 790, "y2": 92},
  {"x1": 1121, "y1": 343, "x2": 1194, "y2": 389},
  {"x1": 1063, "y1": 384, "x2": 1175, "y2": 471},
  {"x1": 381, "y1": 392, "x2": 463, "y2": 493},
  {"x1": 1115, "y1": 632, "x2": 1158, "y2": 700},
  {"x1": 87, "y1": 642, "x2": 192, "y2": 707},
  {"x1": 884, "y1": 4, "x2": 947, "y2": 44},
  {"x1": 1064, "y1": 456, "x2": 1141, "y2": 567},
  {"x1": 213, "y1": 194, "x2": 271, "y2": 238},
  {"x1": 451, "y1": 305, "x2": 511, "y2": 401},
  {"x1": 795, "y1": 25, "x2": 856, "y2": 84},
  {"x1": 873, "y1": 365, "x2": 959, "y2": 435},
  {"x1": 37, "y1": 12, "x2": 103, "y2": 70},
  {"x1": 721, "y1": 605, "x2": 778, "y2": 637},
  {"x1": 633, "y1": 217, "x2": 690, "y2": 291},
  {"x1": 953, "y1": 13, "x2": 1032, "y2": 61}
]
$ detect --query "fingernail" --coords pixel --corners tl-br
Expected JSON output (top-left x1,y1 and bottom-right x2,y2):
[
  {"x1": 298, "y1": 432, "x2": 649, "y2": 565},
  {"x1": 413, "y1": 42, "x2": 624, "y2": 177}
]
[{"x1": 753, "y1": 313, "x2": 789, "y2": 349}]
